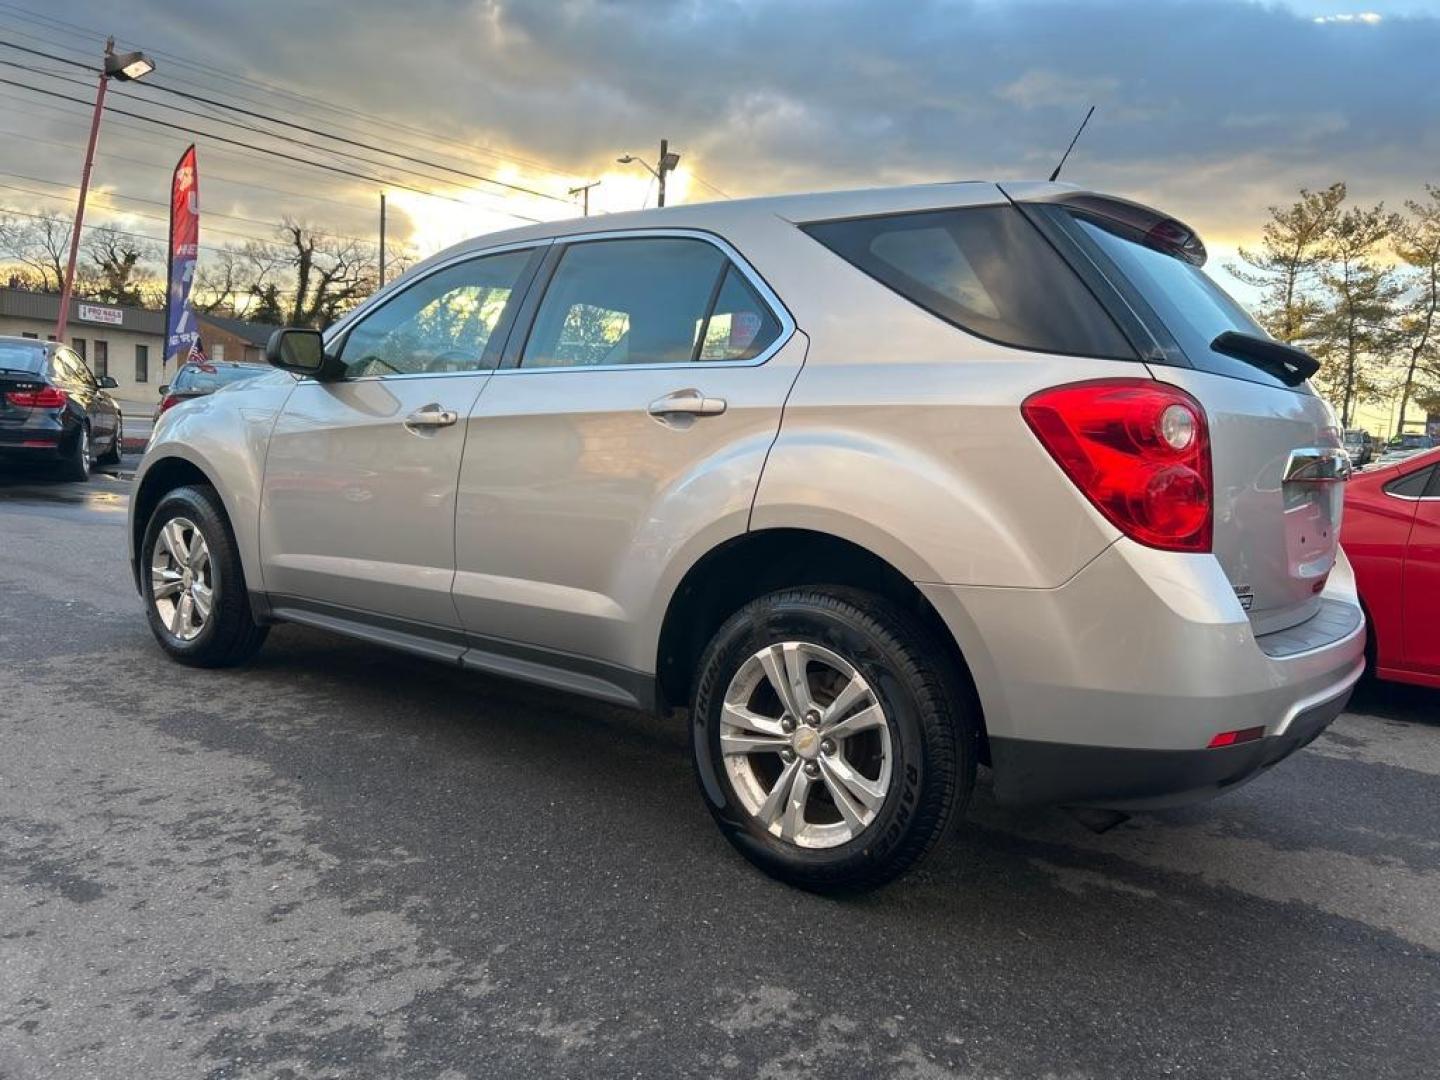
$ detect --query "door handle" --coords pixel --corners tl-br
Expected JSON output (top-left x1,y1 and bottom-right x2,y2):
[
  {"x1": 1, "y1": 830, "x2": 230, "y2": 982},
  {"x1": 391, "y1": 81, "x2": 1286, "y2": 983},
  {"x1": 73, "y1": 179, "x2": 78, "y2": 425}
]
[
  {"x1": 404, "y1": 404, "x2": 459, "y2": 431},
  {"x1": 647, "y1": 389, "x2": 727, "y2": 418}
]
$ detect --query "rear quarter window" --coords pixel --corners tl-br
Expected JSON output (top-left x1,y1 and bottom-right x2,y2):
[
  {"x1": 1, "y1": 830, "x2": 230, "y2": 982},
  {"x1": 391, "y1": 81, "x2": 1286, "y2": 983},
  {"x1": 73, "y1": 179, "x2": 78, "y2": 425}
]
[{"x1": 801, "y1": 205, "x2": 1136, "y2": 360}]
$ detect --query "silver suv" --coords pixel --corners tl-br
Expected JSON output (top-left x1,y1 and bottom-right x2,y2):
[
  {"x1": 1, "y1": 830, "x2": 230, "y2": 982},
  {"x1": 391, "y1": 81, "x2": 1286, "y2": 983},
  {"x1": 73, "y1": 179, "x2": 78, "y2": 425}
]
[{"x1": 131, "y1": 181, "x2": 1365, "y2": 890}]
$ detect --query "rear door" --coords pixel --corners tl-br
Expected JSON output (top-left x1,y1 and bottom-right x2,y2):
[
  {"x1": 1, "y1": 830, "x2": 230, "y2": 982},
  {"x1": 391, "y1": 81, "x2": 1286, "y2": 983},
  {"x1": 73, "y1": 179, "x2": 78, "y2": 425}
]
[
  {"x1": 452, "y1": 231, "x2": 801, "y2": 677},
  {"x1": 259, "y1": 245, "x2": 542, "y2": 627},
  {"x1": 1399, "y1": 460, "x2": 1440, "y2": 674},
  {"x1": 1044, "y1": 204, "x2": 1347, "y2": 634}
]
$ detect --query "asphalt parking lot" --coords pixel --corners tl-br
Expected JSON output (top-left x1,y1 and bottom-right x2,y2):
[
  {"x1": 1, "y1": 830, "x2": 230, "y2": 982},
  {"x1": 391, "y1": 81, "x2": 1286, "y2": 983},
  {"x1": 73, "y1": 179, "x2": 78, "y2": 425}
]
[{"x1": 1, "y1": 464, "x2": 1437, "y2": 1079}]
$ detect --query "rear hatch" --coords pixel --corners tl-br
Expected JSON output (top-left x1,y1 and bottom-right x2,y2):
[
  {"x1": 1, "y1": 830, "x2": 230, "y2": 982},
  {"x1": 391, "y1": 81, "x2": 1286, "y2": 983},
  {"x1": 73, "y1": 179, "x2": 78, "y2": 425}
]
[
  {"x1": 1021, "y1": 193, "x2": 1345, "y2": 635},
  {"x1": 0, "y1": 342, "x2": 52, "y2": 435}
]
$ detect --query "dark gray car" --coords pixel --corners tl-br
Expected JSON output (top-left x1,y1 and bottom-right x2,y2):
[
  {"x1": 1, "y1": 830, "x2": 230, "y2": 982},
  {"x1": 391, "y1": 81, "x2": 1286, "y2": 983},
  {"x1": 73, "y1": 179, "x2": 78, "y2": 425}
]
[{"x1": 0, "y1": 336, "x2": 122, "y2": 480}]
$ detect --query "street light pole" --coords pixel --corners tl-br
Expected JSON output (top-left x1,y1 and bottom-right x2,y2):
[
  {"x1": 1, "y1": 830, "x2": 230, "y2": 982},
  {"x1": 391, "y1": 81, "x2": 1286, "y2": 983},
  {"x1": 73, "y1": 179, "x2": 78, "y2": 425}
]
[
  {"x1": 55, "y1": 36, "x2": 155, "y2": 343},
  {"x1": 617, "y1": 141, "x2": 681, "y2": 209}
]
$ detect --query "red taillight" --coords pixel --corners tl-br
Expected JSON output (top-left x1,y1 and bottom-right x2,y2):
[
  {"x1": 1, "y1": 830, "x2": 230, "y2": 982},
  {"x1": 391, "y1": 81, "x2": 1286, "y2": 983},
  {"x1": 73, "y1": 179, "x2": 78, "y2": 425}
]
[
  {"x1": 1022, "y1": 379, "x2": 1213, "y2": 553},
  {"x1": 158, "y1": 394, "x2": 181, "y2": 415},
  {"x1": 6, "y1": 386, "x2": 68, "y2": 408},
  {"x1": 1208, "y1": 726, "x2": 1265, "y2": 749}
]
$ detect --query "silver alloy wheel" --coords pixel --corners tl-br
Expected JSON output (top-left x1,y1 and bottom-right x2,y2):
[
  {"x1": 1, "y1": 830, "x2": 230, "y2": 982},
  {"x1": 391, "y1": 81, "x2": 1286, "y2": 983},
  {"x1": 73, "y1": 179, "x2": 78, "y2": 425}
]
[
  {"x1": 720, "y1": 641, "x2": 893, "y2": 849},
  {"x1": 149, "y1": 516, "x2": 214, "y2": 642},
  {"x1": 78, "y1": 427, "x2": 89, "y2": 474}
]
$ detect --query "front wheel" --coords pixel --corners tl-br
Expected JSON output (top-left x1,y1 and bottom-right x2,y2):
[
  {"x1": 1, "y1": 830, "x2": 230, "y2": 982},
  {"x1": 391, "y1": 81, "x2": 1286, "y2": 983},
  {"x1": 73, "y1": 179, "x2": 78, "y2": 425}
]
[
  {"x1": 142, "y1": 485, "x2": 268, "y2": 667},
  {"x1": 691, "y1": 589, "x2": 976, "y2": 892}
]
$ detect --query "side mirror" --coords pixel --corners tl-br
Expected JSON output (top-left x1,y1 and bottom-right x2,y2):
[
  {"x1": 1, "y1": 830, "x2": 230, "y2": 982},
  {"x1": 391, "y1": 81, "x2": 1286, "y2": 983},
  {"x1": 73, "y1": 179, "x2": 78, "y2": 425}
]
[
  {"x1": 266, "y1": 327, "x2": 339, "y2": 379},
  {"x1": 98, "y1": 375, "x2": 119, "y2": 389},
  {"x1": 157, "y1": 384, "x2": 169, "y2": 396}
]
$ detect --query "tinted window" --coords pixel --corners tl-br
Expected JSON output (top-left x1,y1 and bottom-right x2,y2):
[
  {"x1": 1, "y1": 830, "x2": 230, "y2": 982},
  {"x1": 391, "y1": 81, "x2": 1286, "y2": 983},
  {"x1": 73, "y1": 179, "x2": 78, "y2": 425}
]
[
  {"x1": 1071, "y1": 214, "x2": 1305, "y2": 392},
  {"x1": 171, "y1": 363, "x2": 269, "y2": 393},
  {"x1": 1385, "y1": 465, "x2": 1434, "y2": 498},
  {"x1": 697, "y1": 266, "x2": 782, "y2": 362},
  {"x1": 59, "y1": 348, "x2": 94, "y2": 386},
  {"x1": 802, "y1": 206, "x2": 1134, "y2": 359},
  {"x1": 523, "y1": 238, "x2": 737, "y2": 369},
  {"x1": 339, "y1": 249, "x2": 532, "y2": 378},
  {"x1": 0, "y1": 341, "x2": 46, "y2": 374}
]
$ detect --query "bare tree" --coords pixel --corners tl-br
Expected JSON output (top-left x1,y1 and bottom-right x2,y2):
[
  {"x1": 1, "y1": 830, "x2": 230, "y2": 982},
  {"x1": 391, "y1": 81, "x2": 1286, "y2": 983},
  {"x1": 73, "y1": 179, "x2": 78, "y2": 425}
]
[
  {"x1": 278, "y1": 219, "x2": 375, "y2": 328},
  {"x1": 83, "y1": 227, "x2": 159, "y2": 307},
  {"x1": 1392, "y1": 186, "x2": 1440, "y2": 438},
  {"x1": 0, "y1": 210, "x2": 72, "y2": 291}
]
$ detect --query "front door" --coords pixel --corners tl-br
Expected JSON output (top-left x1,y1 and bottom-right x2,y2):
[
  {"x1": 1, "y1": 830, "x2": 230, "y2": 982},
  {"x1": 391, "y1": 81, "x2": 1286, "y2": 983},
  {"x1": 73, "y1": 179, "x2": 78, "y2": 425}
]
[
  {"x1": 452, "y1": 233, "x2": 803, "y2": 676},
  {"x1": 259, "y1": 246, "x2": 542, "y2": 627}
]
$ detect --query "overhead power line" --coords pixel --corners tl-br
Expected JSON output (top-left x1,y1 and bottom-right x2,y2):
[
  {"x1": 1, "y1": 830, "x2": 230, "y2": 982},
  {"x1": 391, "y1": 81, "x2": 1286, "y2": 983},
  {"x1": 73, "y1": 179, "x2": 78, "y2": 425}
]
[
  {"x1": 0, "y1": 74, "x2": 547, "y2": 223},
  {"x1": 0, "y1": 36, "x2": 576, "y2": 204},
  {"x1": 0, "y1": 2, "x2": 578, "y2": 182}
]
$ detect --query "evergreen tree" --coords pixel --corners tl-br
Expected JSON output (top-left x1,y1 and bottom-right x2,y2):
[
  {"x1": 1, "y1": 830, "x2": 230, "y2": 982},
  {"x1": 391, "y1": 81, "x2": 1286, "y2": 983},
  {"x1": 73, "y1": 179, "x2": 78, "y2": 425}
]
[
  {"x1": 1392, "y1": 186, "x2": 1440, "y2": 437},
  {"x1": 1311, "y1": 203, "x2": 1403, "y2": 427},
  {"x1": 1229, "y1": 183, "x2": 1346, "y2": 343}
]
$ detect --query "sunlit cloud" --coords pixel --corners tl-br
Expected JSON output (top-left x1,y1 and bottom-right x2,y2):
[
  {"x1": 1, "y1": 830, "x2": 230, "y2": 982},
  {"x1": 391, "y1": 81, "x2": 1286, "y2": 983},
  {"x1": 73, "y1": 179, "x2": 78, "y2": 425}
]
[{"x1": 1313, "y1": 12, "x2": 1384, "y2": 23}]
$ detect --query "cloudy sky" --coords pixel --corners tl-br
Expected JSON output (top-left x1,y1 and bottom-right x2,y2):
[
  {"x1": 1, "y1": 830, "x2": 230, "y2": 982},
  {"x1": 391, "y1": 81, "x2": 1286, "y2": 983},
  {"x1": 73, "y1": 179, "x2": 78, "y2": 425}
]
[{"x1": 3, "y1": 0, "x2": 1439, "y2": 296}]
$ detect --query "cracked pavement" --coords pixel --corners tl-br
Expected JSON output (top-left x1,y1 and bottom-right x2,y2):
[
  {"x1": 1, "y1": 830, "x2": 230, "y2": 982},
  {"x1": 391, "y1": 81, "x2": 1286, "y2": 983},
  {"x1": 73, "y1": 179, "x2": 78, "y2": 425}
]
[{"x1": 0, "y1": 470, "x2": 1437, "y2": 1078}]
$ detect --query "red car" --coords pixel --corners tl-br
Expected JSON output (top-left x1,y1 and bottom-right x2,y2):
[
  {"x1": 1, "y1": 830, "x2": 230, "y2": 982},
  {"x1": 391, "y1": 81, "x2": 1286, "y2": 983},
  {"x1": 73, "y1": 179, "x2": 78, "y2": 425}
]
[{"x1": 1342, "y1": 446, "x2": 1440, "y2": 688}]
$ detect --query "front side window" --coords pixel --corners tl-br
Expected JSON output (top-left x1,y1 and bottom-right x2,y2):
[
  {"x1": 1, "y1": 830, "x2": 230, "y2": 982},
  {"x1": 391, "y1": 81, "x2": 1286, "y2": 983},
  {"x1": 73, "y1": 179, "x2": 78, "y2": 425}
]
[
  {"x1": 338, "y1": 249, "x2": 533, "y2": 378},
  {"x1": 802, "y1": 205, "x2": 1134, "y2": 359},
  {"x1": 521, "y1": 237, "x2": 781, "y2": 369}
]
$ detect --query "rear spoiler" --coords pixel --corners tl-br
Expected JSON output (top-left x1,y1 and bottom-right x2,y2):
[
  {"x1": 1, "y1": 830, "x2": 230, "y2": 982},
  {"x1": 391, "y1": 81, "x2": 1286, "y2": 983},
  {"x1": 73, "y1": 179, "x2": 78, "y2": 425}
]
[{"x1": 1005, "y1": 186, "x2": 1208, "y2": 267}]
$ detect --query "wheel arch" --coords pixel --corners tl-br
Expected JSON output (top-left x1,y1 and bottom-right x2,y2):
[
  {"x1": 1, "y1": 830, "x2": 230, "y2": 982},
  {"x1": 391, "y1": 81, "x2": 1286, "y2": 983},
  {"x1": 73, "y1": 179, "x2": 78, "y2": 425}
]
[
  {"x1": 654, "y1": 527, "x2": 989, "y2": 761},
  {"x1": 130, "y1": 454, "x2": 228, "y2": 592}
]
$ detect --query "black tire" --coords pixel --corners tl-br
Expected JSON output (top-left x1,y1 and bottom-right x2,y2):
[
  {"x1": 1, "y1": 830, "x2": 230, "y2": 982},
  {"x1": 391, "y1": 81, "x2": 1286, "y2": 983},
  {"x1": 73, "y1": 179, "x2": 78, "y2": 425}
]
[
  {"x1": 691, "y1": 588, "x2": 976, "y2": 892},
  {"x1": 141, "y1": 484, "x2": 268, "y2": 667},
  {"x1": 97, "y1": 413, "x2": 123, "y2": 467},
  {"x1": 59, "y1": 422, "x2": 91, "y2": 482}
]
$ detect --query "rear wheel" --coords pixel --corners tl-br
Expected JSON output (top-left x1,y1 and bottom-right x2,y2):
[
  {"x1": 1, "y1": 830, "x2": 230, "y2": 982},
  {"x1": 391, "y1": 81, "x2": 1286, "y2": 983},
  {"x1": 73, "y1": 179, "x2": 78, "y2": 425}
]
[
  {"x1": 691, "y1": 589, "x2": 975, "y2": 892},
  {"x1": 97, "y1": 414, "x2": 123, "y2": 467},
  {"x1": 60, "y1": 423, "x2": 91, "y2": 482},
  {"x1": 142, "y1": 485, "x2": 268, "y2": 667}
]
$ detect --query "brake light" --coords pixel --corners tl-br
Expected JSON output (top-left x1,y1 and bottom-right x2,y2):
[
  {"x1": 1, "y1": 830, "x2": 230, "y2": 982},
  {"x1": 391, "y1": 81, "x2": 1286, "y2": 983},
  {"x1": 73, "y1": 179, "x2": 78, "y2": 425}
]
[
  {"x1": 6, "y1": 386, "x2": 68, "y2": 408},
  {"x1": 1022, "y1": 379, "x2": 1212, "y2": 553},
  {"x1": 158, "y1": 394, "x2": 181, "y2": 415}
]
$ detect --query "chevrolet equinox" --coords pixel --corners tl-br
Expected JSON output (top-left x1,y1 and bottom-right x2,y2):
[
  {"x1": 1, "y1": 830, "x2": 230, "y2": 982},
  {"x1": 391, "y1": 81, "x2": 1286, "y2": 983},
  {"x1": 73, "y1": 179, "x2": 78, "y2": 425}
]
[{"x1": 131, "y1": 181, "x2": 1365, "y2": 890}]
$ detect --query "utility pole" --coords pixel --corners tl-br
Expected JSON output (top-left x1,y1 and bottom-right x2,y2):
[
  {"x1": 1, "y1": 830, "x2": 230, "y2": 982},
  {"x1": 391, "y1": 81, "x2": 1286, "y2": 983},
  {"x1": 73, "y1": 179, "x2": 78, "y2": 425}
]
[
  {"x1": 657, "y1": 138, "x2": 679, "y2": 208},
  {"x1": 378, "y1": 191, "x2": 387, "y2": 288},
  {"x1": 568, "y1": 180, "x2": 601, "y2": 217}
]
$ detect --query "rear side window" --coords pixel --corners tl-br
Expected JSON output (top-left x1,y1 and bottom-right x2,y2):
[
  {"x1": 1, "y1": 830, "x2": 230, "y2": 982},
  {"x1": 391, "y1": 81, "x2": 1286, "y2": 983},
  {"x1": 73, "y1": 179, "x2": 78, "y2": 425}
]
[
  {"x1": 801, "y1": 206, "x2": 1135, "y2": 359},
  {"x1": 521, "y1": 237, "x2": 782, "y2": 369},
  {"x1": 1385, "y1": 465, "x2": 1435, "y2": 498}
]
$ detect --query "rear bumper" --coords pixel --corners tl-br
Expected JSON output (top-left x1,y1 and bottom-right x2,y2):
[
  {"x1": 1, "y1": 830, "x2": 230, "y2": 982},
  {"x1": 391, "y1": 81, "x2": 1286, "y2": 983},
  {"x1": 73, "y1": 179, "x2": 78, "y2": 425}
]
[
  {"x1": 919, "y1": 538, "x2": 1367, "y2": 809},
  {"x1": 0, "y1": 414, "x2": 67, "y2": 455},
  {"x1": 987, "y1": 667, "x2": 1355, "y2": 808}
]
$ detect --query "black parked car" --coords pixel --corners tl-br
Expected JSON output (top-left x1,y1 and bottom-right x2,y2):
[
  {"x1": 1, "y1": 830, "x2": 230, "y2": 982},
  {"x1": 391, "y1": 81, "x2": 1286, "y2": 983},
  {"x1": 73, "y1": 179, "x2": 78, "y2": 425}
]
[
  {"x1": 154, "y1": 360, "x2": 271, "y2": 424},
  {"x1": 0, "y1": 336, "x2": 122, "y2": 481}
]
